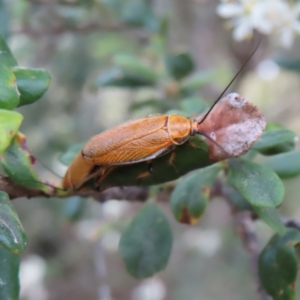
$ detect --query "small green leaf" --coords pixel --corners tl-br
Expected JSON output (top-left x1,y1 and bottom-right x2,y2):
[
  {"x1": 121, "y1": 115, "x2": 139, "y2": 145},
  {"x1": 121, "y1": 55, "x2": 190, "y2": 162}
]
[
  {"x1": 253, "y1": 127, "x2": 296, "y2": 155},
  {"x1": 165, "y1": 109, "x2": 188, "y2": 117},
  {"x1": 1, "y1": 133, "x2": 47, "y2": 191},
  {"x1": 277, "y1": 56, "x2": 300, "y2": 73},
  {"x1": 129, "y1": 98, "x2": 171, "y2": 113},
  {"x1": 165, "y1": 53, "x2": 195, "y2": 80},
  {"x1": 97, "y1": 68, "x2": 155, "y2": 88},
  {"x1": 0, "y1": 109, "x2": 23, "y2": 154},
  {"x1": 254, "y1": 206, "x2": 285, "y2": 235},
  {"x1": 179, "y1": 70, "x2": 214, "y2": 91},
  {"x1": 12, "y1": 67, "x2": 51, "y2": 106},
  {"x1": 119, "y1": 201, "x2": 172, "y2": 278},
  {"x1": 276, "y1": 246, "x2": 298, "y2": 285},
  {"x1": 170, "y1": 163, "x2": 221, "y2": 224},
  {"x1": 113, "y1": 54, "x2": 159, "y2": 82},
  {"x1": 63, "y1": 196, "x2": 86, "y2": 222},
  {"x1": 264, "y1": 150, "x2": 300, "y2": 179},
  {"x1": 224, "y1": 184, "x2": 253, "y2": 211},
  {"x1": 224, "y1": 184, "x2": 285, "y2": 234},
  {"x1": 0, "y1": 34, "x2": 18, "y2": 67},
  {"x1": 0, "y1": 65, "x2": 20, "y2": 110},
  {"x1": 228, "y1": 159, "x2": 284, "y2": 208},
  {"x1": 259, "y1": 228, "x2": 300, "y2": 300},
  {"x1": 0, "y1": 246, "x2": 20, "y2": 300},
  {"x1": 0, "y1": 192, "x2": 27, "y2": 254},
  {"x1": 60, "y1": 142, "x2": 85, "y2": 166},
  {"x1": 180, "y1": 97, "x2": 209, "y2": 116},
  {"x1": 122, "y1": 0, "x2": 159, "y2": 31}
]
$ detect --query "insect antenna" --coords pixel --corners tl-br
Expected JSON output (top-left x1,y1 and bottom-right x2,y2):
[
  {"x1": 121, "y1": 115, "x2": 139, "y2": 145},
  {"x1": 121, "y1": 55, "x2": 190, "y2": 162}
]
[
  {"x1": 34, "y1": 154, "x2": 63, "y2": 180},
  {"x1": 198, "y1": 40, "x2": 261, "y2": 126}
]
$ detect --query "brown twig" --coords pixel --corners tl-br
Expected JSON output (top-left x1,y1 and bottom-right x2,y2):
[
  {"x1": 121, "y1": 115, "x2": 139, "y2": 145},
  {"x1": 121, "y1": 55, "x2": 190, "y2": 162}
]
[
  {"x1": 210, "y1": 180, "x2": 272, "y2": 300},
  {"x1": 13, "y1": 22, "x2": 126, "y2": 38},
  {"x1": 0, "y1": 176, "x2": 148, "y2": 203},
  {"x1": 233, "y1": 211, "x2": 272, "y2": 300}
]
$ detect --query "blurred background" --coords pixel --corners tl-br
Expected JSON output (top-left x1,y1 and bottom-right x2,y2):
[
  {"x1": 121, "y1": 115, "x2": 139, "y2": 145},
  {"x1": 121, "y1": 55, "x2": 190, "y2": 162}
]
[{"x1": 2, "y1": 0, "x2": 300, "y2": 299}]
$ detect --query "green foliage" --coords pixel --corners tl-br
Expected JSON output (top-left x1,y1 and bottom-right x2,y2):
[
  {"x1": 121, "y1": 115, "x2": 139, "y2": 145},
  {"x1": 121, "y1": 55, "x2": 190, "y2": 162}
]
[
  {"x1": 277, "y1": 55, "x2": 300, "y2": 73},
  {"x1": 119, "y1": 201, "x2": 172, "y2": 278},
  {"x1": 254, "y1": 207, "x2": 285, "y2": 235},
  {"x1": 129, "y1": 98, "x2": 172, "y2": 113},
  {"x1": 224, "y1": 184, "x2": 253, "y2": 210},
  {"x1": 170, "y1": 163, "x2": 222, "y2": 224},
  {"x1": 121, "y1": 0, "x2": 159, "y2": 30},
  {"x1": 0, "y1": 35, "x2": 17, "y2": 67},
  {"x1": 0, "y1": 191, "x2": 24, "y2": 299},
  {"x1": 179, "y1": 70, "x2": 214, "y2": 92},
  {"x1": 228, "y1": 159, "x2": 285, "y2": 208},
  {"x1": 13, "y1": 67, "x2": 51, "y2": 106},
  {"x1": 63, "y1": 196, "x2": 86, "y2": 222},
  {"x1": 225, "y1": 185, "x2": 285, "y2": 234},
  {"x1": 113, "y1": 53, "x2": 160, "y2": 82},
  {"x1": 1, "y1": 134, "x2": 47, "y2": 191},
  {"x1": 0, "y1": 65, "x2": 20, "y2": 110},
  {"x1": 264, "y1": 150, "x2": 300, "y2": 179},
  {"x1": 165, "y1": 53, "x2": 195, "y2": 80},
  {"x1": 0, "y1": 110, "x2": 23, "y2": 154},
  {"x1": 0, "y1": 33, "x2": 50, "y2": 299},
  {"x1": 0, "y1": 246, "x2": 20, "y2": 300},
  {"x1": 0, "y1": 192, "x2": 27, "y2": 253},
  {"x1": 60, "y1": 142, "x2": 85, "y2": 166},
  {"x1": 97, "y1": 53, "x2": 160, "y2": 88},
  {"x1": 259, "y1": 228, "x2": 300, "y2": 299},
  {"x1": 97, "y1": 67, "x2": 156, "y2": 88},
  {"x1": 253, "y1": 125, "x2": 296, "y2": 155},
  {"x1": 179, "y1": 97, "x2": 209, "y2": 115}
]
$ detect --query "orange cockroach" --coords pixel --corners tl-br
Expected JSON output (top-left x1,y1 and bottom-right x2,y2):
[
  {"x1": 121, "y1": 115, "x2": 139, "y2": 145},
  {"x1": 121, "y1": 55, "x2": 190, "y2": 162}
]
[{"x1": 62, "y1": 43, "x2": 265, "y2": 191}]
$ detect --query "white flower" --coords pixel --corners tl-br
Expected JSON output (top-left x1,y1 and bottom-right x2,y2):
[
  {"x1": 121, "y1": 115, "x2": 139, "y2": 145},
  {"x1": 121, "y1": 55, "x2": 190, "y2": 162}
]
[
  {"x1": 251, "y1": 1, "x2": 288, "y2": 34},
  {"x1": 232, "y1": 15, "x2": 255, "y2": 40},
  {"x1": 256, "y1": 59, "x2": 280, "y2": 81},
  {"x1": 217, "y1": 0, "x2": 300, "y2": 47},
  {"x1": 216, "y1": 3, "x2": 244, "y2": 18},
  {"x1": 131, "y1": 278, "x2": 166, "y2": 300},
  {"x1": 217, "y1": 0, "x2": 260, "y2": 40}
]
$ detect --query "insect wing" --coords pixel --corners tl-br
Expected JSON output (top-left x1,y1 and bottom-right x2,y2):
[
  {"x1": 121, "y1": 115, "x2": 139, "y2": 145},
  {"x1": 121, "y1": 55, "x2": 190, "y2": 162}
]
[{"x1": 82, "y1": 116, "x2": 173, "y2": 165}]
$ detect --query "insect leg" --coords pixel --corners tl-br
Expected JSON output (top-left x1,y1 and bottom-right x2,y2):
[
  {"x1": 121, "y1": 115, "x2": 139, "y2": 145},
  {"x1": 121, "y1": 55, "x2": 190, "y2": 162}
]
[
  {"x1": 137, "y1": 161, "x2": 153, "y2": 180},
  {"x1": 147, "y1": 160, "x2": 153, "y2": 173}
]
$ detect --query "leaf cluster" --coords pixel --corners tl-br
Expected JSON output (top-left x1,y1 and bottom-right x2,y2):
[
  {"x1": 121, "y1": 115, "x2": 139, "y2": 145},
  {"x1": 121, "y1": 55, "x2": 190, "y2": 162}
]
[{"x1": 0, "y1": 34, "x2": 51, "y2": 298}]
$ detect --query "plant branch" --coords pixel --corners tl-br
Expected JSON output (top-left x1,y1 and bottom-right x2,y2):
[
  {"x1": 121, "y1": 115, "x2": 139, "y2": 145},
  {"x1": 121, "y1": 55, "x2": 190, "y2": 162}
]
[
  {"x1": 233, "y1": 211, "x2": 272, "y2": 300},
  {"x1": 210, "y1": 180, "x2": 272, "y2": 300},
  {"x1": 13, "y1": 22, "x2": 127, "y2": 38},
  {"x1": 0, "y1": 176, "x2": 148, "y2": 203}
]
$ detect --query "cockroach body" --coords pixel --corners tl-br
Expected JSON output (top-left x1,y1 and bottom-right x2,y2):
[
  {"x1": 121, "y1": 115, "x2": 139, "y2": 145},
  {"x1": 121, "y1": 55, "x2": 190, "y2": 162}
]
[{"x1": 62, "y1": 42, "x2": 263, "y2": 190}]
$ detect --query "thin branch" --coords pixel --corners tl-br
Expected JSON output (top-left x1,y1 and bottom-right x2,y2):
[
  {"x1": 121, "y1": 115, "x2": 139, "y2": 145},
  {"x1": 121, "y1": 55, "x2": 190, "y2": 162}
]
[
  {"x1": 13, "y1": 22, "x2": 127, "y2": 38},
  {"x1": 0, "y1": 176, "x2": 148, "y2": 203},
  {"x1": 233, "y1": 211, "x2": 272, "y2": 300},
  {"x1": 210, "y1": 180, "x2": 272, "y2": 300}
]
